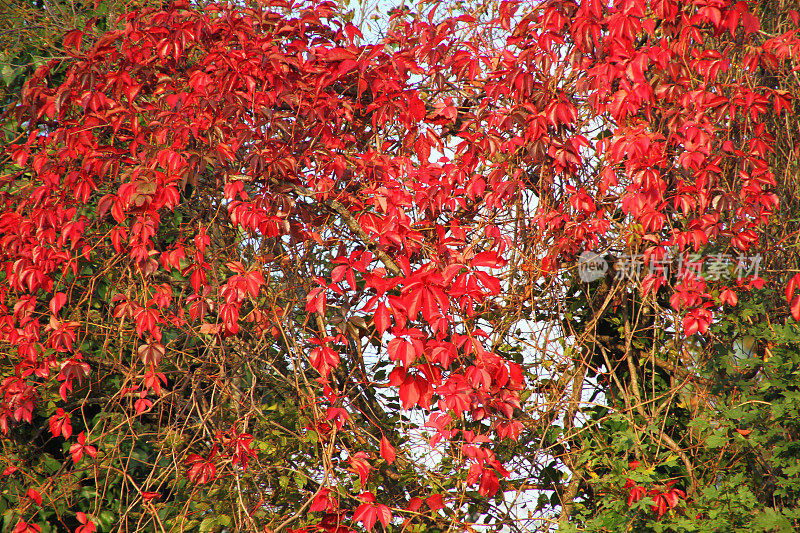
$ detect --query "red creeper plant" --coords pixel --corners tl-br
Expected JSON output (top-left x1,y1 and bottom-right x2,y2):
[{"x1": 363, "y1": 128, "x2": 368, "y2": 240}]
[
  {"x1": 3, "y1": 0, "x2": 800, "y2": 531},
  {"x1": 0, "y1": 0, "x2": 528, "y2": 530}
]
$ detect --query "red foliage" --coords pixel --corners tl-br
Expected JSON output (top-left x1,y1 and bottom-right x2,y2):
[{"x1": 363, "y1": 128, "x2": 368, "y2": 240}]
[
  {"x1": 624, "y1": 464, "x2": 686, "y2": 518},
  {"x1": 68, "y1": 432, "x2": 97, "y2": 464},
  {"x1": 379, "y1": 435, "x2": 396, "y2": 465},
  {"x1": 75, "y1": 513, "x2": 97, "y2": 533},
  {"x1": 2, "y1": 0, "x2": 800, "y2": 527},
  {"x1": 352, "y1": 492, "x2": 392, "y2": 532},
  {"x1": 12, "y1": 521, "x2": 42, "y2": 533},
  {"x1": 185, "y1": 449, "x2": 218, "y2": 485}
]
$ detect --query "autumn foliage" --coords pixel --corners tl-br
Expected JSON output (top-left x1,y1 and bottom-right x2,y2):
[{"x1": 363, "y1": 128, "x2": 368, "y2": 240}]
[{"x1": 2, "y1": 0, "x2": 800, "y2": 531}]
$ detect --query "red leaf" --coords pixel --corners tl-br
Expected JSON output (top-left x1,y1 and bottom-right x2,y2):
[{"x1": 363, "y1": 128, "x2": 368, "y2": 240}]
[
  {"x1": 398, "y1": 374, "x2": 421, "y2": 409},
  {"x1": 137, "y1": 342, "x2": 165, "y2": 366},
  {"x1": 309, "y1": 344, "x2": 340, "y2": 378},
  {"x1": 310, "y1": 488, "x2": 337, "y2": 512},
  {"x1": 408, "y1": 93, "x2": 426, "y2": 121},
  {"x1": 49, "y1": 293, "x2": 67, "y2": 315},
  {"x1": 374, "y1": 301, "x2": 390, "y2": 335},
  {"x1": 405, "y1": 287, "x2": 424, "y2": 321},
  {"x1": 663, "y1": 488, "x2": 682, "y2": 508},
  {"x1": 407, "y1": 496, "x2": 423, "y2": 511},
  {"x1": 185, "y1": 453, "x2": 216, "y2": 485},
  {"x1": 344, "y1": 23, "x2": 362, "y2": 42},
  {"x1": 380, "y1": 436, "x2": 396, "y2": 465},
  {"x1": 792, "y1": 295, "x2": 800, "y2": 322},
  {"x1": 63, "y1": 30, "x2": 83, "y2": 53},
  {"x1": 49, "y1": 408, "x2": 72, "y2": 439},
  {"x1": 742, "y1": 11, "x2": 760, "y2": 33},
  {"x1": 216, "y1": 143, "x2": 235, "y2": 161},
  {"x1": 305, "y1": 287, "x2": 326, "y2": 315},
  {"x1": 324, "y1": 48, "x2": 357, "y2": 61},
  {"x1": 325, "y1": 406, "x2": 350, "y2": 429},
  {"x1": 11, "y1": 147, "x2": 29, "y2": 167},
  {"x1": 27, "y1": 488, "x2": 43, "y2": 506},
  {"x1": 353, "y1": 503, "x2": 377, "y2": 531},
  {"x1": 426, "y1": 493, "x2": 445, "y2": 511},
  {"x1": 478, "y1": 468, "x2": 500, "y2": 496},
  {"x1": 387, "y1": 337, "x2": 419, "y2": 367},
  {"x1": 786, "y1": 273, "x2": 800, "y2": 303},
  {"x1": 376, "y1": 504, "x2": 392, "y2": 526},
  {"x1": 69, "y1": 432, "x2": 97, "y2": 464},
  {"x1": 135, "y1": 397, "x2": 153, "y2": 415},
  {"x1": 76, "y1": 512, "x2": 97, "y2": 533},
  {"x1": 651, "y1": 493, "x2": 668, "y2": 518},
  {"x1": 720, "y1": 288, "x2": 738, "y2": 306},
  {"x1": 682, "y1": 314, "x2": 699, "y2": 336},
  {"x1": 12, "y1": 521, "x2": 41, "y2": 533},
  {"x1": 627, "y1": 484, "x2": 646, "y2": 506},
  {"x1": 349, "y1": 452, "x2": 371, "y2": 486},
  {"x1": 471, "y1": 250, "x2": 505, "y2": 268}
]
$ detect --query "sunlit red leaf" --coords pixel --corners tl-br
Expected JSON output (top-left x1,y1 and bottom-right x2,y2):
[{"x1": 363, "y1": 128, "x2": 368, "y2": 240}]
[
  {"x1": 349, "y1": 452, "x2": 371, "y2": 486},
  {"x1": 310, "y1": 488, "x2": 338, "y2": 513},
  {"x1": 379, "y1": 436, "x2": 396, "y2": 465},
  {"x1": 353, "y1": 502, "x2": 378, "y2": 531},
  {"x1": 427, "y1": 493, "x2": 445, "y2": 511}
]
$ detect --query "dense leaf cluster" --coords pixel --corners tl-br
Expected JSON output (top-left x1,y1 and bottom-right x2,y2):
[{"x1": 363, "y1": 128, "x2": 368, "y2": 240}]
[{"x1": 1, "y1": 0, "x2": 800, "y2": 532}]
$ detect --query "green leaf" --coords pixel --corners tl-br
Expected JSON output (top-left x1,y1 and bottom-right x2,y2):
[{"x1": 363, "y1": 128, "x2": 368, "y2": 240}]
[
  {"x1": 753, "y1": 508, "x2": 794, "y2": 533},
  {"x1": 1, "y1": 64, "x2": 17, "y2": 86},
  {"x1": 706, "y1": 431, "x2": 727, "y2": 449},
  {"x1": 199, "y1": 517, "x2": 217, "y2": 532},
  {"x1": 99, "y1": 510, "x2": 115, "y2": 529}
]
